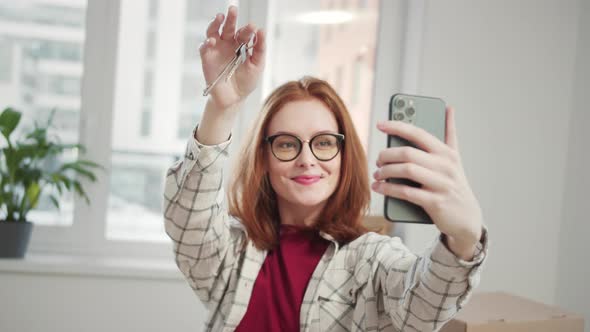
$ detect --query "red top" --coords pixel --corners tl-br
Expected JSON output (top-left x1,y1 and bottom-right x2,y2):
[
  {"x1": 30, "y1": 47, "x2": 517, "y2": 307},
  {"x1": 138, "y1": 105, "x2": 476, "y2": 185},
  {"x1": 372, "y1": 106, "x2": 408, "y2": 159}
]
[{"x1": 235, "y1": 224, "x2": 331, "y2": 332}]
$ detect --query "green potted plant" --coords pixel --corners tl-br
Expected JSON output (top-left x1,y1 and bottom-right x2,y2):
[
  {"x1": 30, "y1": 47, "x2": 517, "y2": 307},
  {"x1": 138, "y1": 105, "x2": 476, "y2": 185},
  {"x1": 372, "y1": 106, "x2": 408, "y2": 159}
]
[{"x1": 0, "y1": 107, "x2": 104, "y2": 258}]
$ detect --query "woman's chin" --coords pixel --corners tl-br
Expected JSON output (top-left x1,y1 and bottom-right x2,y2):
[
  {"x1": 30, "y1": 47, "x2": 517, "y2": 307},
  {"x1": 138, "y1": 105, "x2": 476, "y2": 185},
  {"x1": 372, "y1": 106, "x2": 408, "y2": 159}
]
[{"x1": 288, "y1": 195, "x2": 327, "y2": 208}]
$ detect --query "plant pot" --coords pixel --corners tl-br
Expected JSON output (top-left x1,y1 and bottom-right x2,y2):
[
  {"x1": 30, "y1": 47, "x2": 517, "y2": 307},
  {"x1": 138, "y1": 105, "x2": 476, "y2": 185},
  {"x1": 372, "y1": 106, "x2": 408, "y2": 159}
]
[{"x1": 0, "y1": 221, "x2": 34, "y2": 258}]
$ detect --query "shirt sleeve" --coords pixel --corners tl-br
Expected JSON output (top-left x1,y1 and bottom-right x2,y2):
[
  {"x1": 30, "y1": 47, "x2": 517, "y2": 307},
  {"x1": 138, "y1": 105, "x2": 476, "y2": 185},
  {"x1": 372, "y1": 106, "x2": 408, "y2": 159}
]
[
  {"x1": 163, "y1": 125, "x2": 245, "y2": 309},
  {"x1": 372, "y1": 225, "x2": 489, "y2": 331}
]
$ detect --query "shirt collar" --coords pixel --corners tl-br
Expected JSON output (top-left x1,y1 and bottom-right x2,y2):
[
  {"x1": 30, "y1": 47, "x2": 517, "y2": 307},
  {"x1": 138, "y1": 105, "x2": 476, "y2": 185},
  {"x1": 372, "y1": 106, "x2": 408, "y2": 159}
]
[{"x1": 319, "y1": 231, "x2": 339, "y2": 251}]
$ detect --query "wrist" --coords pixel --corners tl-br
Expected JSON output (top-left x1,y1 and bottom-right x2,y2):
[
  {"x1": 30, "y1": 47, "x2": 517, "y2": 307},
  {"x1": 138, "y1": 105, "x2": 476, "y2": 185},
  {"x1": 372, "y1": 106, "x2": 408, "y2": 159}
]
[
  {"x1": 444, "y1": 235, "x2": 475, "y2": 261},
  {"x1": 456, "y1": 223, "x2": 483, "y2": 246},
  {"x1": 207, "y1": 95, "x2": 246, "y2": 112},
  {"x1": 444, "y1": 225, "x2": 483, "y2": 261}
]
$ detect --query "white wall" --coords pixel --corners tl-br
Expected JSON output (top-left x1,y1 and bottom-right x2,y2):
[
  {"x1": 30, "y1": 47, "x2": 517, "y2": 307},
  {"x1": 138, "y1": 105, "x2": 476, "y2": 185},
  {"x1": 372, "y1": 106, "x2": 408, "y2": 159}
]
[
  {"x1": 0, "y1": 0, "x2": 588, "y2": 331},
  {"x1": 0, "y1": 271, "x2": 207, "y2": 332},
  {"x1": 555, "y1": 0, "x2": 590, "y2": 327},
  {"x1": 403, "y1": 0, "x2": 583, "y2": 309}
]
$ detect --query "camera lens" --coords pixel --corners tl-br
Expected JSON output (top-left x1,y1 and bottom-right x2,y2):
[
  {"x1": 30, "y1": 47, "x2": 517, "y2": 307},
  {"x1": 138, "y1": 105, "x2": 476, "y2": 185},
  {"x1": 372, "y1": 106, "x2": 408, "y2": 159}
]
[
  {"x1": 405, "y1": 107, "x2": 415, "y2": 116},
  {"x1": 393, "y1": 112, "x2": 404, "y2": 121},
  {"x1": 394, "y1": 98, "x2": 405, "y2": 108}
]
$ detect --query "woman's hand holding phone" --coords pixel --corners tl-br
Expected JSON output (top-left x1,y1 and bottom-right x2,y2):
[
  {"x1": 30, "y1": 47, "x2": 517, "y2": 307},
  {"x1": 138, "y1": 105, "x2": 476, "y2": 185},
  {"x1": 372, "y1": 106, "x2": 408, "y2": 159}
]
[{"x1": 372, "y1": 106, "x2": 484, "y2": 260}]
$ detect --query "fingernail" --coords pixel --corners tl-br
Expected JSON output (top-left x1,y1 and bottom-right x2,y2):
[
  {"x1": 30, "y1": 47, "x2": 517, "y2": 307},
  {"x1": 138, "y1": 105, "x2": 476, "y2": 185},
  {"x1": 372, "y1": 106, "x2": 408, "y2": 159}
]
[{"x1": 371, "y1": 182, "x2": 380, "y2": 190}]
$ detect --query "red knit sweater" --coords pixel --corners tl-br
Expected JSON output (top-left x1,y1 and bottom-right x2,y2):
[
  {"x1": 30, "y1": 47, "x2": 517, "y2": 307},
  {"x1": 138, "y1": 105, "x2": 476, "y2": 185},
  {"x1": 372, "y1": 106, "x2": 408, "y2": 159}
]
[{"x1": 235, "y1": 224, "x2": 331, "y2": 331}]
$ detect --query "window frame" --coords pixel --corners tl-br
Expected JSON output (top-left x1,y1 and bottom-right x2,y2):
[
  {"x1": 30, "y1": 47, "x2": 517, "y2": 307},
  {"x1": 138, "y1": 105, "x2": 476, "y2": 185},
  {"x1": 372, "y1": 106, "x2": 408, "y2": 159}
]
[{"x1": 27, "y1": 0, "x2": 425, "y2": 259}]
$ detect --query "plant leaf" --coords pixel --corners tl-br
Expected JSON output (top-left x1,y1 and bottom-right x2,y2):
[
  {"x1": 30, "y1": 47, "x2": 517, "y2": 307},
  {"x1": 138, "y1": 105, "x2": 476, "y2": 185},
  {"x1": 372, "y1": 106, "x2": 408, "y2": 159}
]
[
  {"x1": 0, "y1": 108, "x2": 21, "y2": 142},
  {"x1": 59, "y1": 162, "x2": 98, "y2": 182},
  {"x1": 49, "y1": 195, "x2": 60, "y2": 210},
  {"x1": 25, "y1": 182, "x2": 41, "y2": 210},
  {"x1": 72, "y1": 180, "x2": 90, "y2": 205}
]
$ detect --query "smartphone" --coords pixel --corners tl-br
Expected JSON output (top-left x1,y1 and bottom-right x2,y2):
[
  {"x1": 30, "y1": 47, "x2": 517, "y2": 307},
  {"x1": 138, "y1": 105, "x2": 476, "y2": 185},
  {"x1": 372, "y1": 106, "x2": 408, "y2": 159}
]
[{"x1": 384, "y1": 93, "x2": 447, "y2": 224}]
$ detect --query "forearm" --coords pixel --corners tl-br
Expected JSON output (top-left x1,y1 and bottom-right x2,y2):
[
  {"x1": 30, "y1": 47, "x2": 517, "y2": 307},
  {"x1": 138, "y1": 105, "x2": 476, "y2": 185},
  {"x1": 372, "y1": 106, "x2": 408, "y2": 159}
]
[
  {"x1": 163, "y1": 134, "x2": 244, "y2": 304},
  {"x1": 196, "y1": 98, "x2": 243, "y2": 145},
  {"x1": 383, "y1": 228, "x2": 488, "y2": 330},
  {"x1": 163, "y1": 140, "x2": 231, "y2": 251}
]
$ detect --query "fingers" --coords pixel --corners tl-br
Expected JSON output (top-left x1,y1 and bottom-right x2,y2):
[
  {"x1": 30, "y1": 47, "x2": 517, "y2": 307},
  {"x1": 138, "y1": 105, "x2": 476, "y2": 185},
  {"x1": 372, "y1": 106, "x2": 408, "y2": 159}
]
[
  {"x1": 250, "y1": 29, "x2": 266, "y2": 66},
  {"x1": 373, "y1": 163, "x2": 450, "y2": 191},
  {"x1": 202, "y1": 5, "x2": 265, "y2": 67},
  {"x1": 198, "y1": 37, "x2": 216, "y2": 56},
  {"x1": 372, "y1": 181, "x2": 435, "y2": 209},
  {"x1": 206, "y1": 13, "x2": 224, "y2": 39},
  {"x1": 220, "y1": 5, "x2": 238, "y2": 41},
  {"x1": 376, "y1": 146, "x2": 454, "y2": 178},
  {"x1": 235, "y1": 23, "x2": 256, "y2": 44},
  {"x1": 377, "y1": 120, "x2": 449, "y2": 156}
]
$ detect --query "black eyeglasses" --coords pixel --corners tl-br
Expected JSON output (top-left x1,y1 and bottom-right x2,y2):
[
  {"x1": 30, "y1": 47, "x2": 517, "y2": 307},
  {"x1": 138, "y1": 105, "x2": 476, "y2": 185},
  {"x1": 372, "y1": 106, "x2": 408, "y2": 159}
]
[{"x1": 265, "y1": 133, "x2": 345, "y2": 162}]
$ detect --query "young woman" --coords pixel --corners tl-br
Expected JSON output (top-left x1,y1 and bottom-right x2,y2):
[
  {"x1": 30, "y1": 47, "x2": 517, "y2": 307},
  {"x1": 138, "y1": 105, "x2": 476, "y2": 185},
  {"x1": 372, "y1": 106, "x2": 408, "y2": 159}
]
[{"x1": 164, "y1": 6, "x2": 488, "y2": 332}]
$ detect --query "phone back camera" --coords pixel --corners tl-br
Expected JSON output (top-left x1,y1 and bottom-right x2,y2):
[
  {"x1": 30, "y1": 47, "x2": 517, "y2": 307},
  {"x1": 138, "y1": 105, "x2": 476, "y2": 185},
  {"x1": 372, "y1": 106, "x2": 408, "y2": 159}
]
[
  {"x1": 394, "y1": 98, "x2": 405, "y2": 108},
  {"x1": 393, "y1": 112, "x2": 405, "y2": 121},
  {"x1": 405, "y1": 107, "x2": 415, "y2": 116}
]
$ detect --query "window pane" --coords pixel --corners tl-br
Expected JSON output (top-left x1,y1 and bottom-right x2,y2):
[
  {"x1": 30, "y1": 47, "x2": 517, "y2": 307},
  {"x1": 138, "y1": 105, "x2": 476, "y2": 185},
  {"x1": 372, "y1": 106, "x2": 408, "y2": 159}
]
[
  {"x1": 143, "y1": 70, "x2": 153, "y2": 98},
  {"x1": 267, "y1": 0, "x2": 380, "y2": 150},
  {"x1": 0, "y1": 1, "x2": 87, "y2": 226},
  {"x1": 140, "y1": 107, "x2": 152, "y2": 137},
  {"x1": 107, "y1": 0, "x2": 237, "y2": 242},
  {"x1": 0, "y1": 39, "x2": 13, "y2": 82}
]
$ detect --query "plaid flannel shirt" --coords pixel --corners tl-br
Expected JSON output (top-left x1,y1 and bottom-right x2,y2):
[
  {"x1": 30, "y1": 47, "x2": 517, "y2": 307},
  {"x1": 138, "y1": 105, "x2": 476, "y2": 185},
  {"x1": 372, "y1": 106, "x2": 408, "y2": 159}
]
[{"x1": 163, "y1": 129, "x2": 489, "y2": 332}]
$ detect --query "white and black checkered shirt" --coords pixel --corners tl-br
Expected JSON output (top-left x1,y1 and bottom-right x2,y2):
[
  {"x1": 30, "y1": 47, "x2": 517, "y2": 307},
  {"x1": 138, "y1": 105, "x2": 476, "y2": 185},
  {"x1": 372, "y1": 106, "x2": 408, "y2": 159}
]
[{"x1": 163, "y1": 129, "x2": 489, "y2": 332}]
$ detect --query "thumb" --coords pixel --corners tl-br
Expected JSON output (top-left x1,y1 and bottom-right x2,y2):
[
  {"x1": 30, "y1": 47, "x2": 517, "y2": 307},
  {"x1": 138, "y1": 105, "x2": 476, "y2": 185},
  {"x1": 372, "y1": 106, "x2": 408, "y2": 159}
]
[{"x1": 445, "y1": 106, "x2": 460, "y2": 151}]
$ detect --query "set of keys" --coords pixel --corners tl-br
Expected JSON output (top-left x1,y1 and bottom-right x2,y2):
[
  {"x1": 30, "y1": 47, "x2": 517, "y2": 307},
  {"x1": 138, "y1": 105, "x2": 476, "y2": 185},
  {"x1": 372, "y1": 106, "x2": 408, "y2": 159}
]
[{"x1": 202, "y1": 42, "x2": 252, "y2": 96}]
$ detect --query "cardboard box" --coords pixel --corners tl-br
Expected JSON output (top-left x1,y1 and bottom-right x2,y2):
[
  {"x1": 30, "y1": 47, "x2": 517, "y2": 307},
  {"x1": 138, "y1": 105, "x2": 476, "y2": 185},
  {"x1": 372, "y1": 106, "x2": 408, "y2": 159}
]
[
  {"x1": 363, "y1": 215, "x2": 392, "y2": 235},
  {"x1": 440, "y1": 291, "x2": 584, "y2": 332}
]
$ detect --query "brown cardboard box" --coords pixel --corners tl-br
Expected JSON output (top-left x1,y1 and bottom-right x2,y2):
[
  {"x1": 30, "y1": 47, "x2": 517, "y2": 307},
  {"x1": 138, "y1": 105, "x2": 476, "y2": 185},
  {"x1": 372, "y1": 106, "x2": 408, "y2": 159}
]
[
  {"x1": 363, "y1": 215, "x2": 392, "y2": 235},
  {"x1": 440, "y1": 292, "x2": 584, "y2": 332}
]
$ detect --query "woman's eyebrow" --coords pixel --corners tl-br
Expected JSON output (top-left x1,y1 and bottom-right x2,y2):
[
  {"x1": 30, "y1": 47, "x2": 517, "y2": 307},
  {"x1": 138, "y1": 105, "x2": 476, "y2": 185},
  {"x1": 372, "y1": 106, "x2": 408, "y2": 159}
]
[{"x1": 271, "y1": 130, "x2": 338, "y2": 136}]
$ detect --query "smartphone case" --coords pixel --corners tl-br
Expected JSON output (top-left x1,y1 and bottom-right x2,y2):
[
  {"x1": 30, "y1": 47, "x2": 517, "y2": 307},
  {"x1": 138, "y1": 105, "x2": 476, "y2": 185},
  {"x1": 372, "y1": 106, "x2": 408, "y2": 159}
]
[{"x1": 384, "y1": 93, "x2": 446, "y2": 224}]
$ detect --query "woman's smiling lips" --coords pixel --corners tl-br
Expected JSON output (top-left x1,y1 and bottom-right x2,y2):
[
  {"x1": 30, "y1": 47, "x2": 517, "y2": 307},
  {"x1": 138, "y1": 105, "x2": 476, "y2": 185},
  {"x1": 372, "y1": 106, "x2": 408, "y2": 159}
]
[{"x1": 291, "y1": 175, "x2": 321, "y2": 185}]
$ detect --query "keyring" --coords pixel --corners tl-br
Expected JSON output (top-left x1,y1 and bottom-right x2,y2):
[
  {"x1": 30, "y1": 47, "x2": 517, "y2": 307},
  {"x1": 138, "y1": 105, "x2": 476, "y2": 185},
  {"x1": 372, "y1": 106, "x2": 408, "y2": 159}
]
[{"x1": 234, "y1": 26, "x2": 258, "y2": 49}]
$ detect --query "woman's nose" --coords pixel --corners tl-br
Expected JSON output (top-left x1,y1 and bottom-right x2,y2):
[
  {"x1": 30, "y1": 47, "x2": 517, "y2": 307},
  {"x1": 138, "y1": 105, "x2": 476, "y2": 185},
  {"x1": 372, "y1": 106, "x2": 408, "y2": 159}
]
[{"x1": 296, "y1": 143, "x2": 316, "y2": 167}]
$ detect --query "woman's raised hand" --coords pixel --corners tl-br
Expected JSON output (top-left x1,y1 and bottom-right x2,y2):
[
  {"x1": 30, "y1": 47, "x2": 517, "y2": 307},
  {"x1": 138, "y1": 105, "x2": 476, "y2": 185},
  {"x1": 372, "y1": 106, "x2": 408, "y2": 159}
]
[{"x1": 199, "y1": 6, "x2": 266, "y2": 110}]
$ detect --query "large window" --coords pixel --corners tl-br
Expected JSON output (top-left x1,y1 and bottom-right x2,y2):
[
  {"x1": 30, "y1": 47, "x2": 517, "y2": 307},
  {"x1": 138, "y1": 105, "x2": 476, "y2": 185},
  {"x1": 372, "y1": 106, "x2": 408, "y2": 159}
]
[
  {"x1": 106, "y1": 0, "x2": 237, "y2": 242},
  {"x1": 1, "y1": 0, "x2": 402, "y2": 257},
  {"x1": 0, "y1": 1, "x2": 87, "y2": 227}
]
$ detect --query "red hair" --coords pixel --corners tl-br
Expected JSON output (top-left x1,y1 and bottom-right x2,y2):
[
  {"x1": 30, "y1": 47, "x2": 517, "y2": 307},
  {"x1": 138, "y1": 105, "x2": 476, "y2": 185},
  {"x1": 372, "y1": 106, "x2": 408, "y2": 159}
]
[{"x1": 228, "y1": 76, "x2": 371, "y2": 251}]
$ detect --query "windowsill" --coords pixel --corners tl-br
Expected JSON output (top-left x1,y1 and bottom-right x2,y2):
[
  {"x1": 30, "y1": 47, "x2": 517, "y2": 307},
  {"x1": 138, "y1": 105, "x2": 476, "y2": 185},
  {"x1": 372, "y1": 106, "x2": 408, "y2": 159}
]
[{"x1": 0, "y1": 253, "x2": 184, "y2": 281}]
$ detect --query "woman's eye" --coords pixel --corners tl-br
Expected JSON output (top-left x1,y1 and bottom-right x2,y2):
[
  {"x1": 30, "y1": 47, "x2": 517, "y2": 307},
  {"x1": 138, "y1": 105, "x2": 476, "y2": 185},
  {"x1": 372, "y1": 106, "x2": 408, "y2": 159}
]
[
  {"x1": 278, "y1": 142, "x2": 296, "y2": 149},
  {"x1": 315, "y1": 140, "x2": 333, "y2": 147}
]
